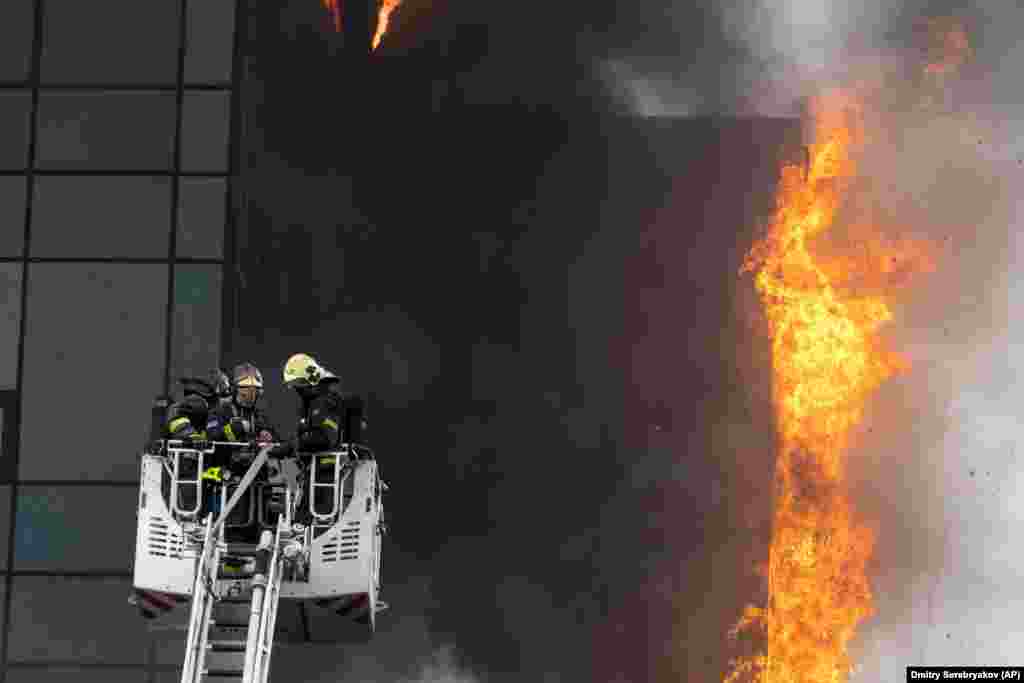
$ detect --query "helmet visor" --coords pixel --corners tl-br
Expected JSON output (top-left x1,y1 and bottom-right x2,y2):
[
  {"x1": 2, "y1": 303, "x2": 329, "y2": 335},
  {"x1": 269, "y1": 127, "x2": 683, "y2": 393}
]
[{"x1": 237, "y1": 386, "x2": 259, "y2": 407}]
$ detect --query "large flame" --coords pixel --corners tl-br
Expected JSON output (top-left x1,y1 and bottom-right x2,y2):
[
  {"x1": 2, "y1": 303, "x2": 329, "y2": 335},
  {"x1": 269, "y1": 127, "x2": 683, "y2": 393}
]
[{"x1": 723, "y1": 88, "x2": 936, "y2": 682}]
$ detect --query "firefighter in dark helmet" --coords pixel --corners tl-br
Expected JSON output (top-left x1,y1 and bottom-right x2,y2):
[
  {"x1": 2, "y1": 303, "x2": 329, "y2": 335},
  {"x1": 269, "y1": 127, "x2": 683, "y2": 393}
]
[
  {"x1": 164, "y1": 368, "x2": 232, "y2": 441},
  {"x1": 195, "y1": 363, "x2": 279, "y2": 522},
  {"x1": 205, "y1": 362, "x2": 278, "y2": 445}
]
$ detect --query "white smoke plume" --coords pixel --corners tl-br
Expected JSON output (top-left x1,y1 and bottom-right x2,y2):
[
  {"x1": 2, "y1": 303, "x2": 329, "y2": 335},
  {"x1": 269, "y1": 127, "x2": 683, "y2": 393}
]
[
  {"x1": 597, "y1": 57, "x2": 708, "y2": 117},
  {"x1": 399, "y1": 645, "x2": 481, "y2": 683},
  {"x1": 716, "y1": 0, "x2": 899, "y2": 114},
  {"x1": 597, "y1": 1, "x2": 902, "y2": 118}
]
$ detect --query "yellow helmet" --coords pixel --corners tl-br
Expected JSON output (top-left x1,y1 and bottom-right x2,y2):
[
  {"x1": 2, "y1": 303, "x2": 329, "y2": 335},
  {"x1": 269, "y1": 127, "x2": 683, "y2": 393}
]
[{"x1": 283, "y1": 353, "x2": 337, "y2": 387}]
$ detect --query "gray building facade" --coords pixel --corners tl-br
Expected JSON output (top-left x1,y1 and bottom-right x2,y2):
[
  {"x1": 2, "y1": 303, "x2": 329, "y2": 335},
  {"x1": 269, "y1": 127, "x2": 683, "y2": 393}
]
[{"x1": 0, "y1": 0, "x2": 240, "y2": 680}]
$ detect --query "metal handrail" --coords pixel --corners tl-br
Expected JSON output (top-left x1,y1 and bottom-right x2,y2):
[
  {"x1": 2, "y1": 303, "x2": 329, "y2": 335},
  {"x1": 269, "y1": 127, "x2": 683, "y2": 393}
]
[
  {"x1": 223, "y1": 480, "x2": 256, "y2": 528},
  {"x1": 256, "y1": 522, "x2": 286, "y2": 682},
  {"x1": 308, "y1": 449, "x2": 347, "y2": 523},
  {"x1": 169, "y1": 449, "x2": 203, "y2": 519},
  {"x1": 179, "y1": 513, "x2": 221, "y2": 683},
  {"x1": 241, "y1": 525, "x2": 285, "y2": 683}
]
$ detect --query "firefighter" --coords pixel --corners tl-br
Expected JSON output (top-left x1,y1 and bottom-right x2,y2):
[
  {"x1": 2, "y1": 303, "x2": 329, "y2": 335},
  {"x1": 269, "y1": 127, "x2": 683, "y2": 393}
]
[
  {"x1": 200, "y1": 363, "x2": 278, "y2": 522},
  {"x1": 161, "y1": 369, "x2": 231, "y2": 527},
  {"x1": 281, "y1": 354, "x2": 385, "y2": 611},
  {"x1": 204, "y1": 362, "x2": 279, "y2": 480},
  {"x1": 280, "y1": 353, "x2": 368, "y2": 527},
  {"x1": 206, "y1": 362, "x2": 278, "y2": 445},
  {"x1": 281, "y1": 353, "x2": 368, "y2": 452},
  {"x1": 164, "y1": 369, "x2": 232, "y2": 441}
]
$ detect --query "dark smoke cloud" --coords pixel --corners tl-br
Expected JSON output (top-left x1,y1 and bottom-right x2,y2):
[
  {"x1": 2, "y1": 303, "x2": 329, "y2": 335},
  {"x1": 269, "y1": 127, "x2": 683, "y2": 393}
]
[{"x1": 238, "y1": 0, "x2": 1024, "y2": 680}]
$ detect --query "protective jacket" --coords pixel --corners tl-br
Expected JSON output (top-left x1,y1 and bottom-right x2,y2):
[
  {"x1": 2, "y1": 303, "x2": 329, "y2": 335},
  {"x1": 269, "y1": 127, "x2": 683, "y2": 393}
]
[
  {"x1": 206, "y1": 401, "x2": 278, "y2": 443},
  {"x1": 164, "y1": 373, "x2": 231, "y2": 441},
  {"x1": 165, "y1": 395, "x2": 210, "y2": 440},
  {"x1": 295, "y1": 385, "x2": 367, "y2": 451}
]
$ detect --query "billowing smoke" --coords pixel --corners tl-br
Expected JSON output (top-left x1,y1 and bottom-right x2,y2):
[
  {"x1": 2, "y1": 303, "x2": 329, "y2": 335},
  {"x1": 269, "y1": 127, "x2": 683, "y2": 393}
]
[
  {"x1": 715, "y1": 0, "x2": 899, "y2": 115},
  {"x1": 597, "y1": 0, "x2": 902, "y2": 117},
  {"x1": 400, "y1": 645, "x2": 481, "y2": 683},
  {"x1": 598, "y1": 58, "x2": 705, "y2": 117}
]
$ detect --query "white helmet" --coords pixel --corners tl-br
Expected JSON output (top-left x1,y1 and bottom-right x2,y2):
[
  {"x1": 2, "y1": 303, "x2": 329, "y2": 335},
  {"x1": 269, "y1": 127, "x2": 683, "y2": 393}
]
[{"x1": 232, "y1": 362, "x2": 264, "y2": 407}]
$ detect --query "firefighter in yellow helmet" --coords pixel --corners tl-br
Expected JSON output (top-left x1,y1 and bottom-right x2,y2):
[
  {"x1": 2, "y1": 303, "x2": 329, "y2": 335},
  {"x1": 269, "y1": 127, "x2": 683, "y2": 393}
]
[{"x1": 282, "y1": 353, "x2": 367, "y2": 452}]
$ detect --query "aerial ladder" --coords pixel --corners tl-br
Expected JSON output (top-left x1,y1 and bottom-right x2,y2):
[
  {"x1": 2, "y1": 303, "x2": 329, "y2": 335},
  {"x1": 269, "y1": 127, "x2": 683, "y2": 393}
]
[
  {"x1": 132, "y1": 438, "x2": 387, "y2": 682},
  {"x1": 178, "y1": 444, "x2": 302, "y2": 683}
]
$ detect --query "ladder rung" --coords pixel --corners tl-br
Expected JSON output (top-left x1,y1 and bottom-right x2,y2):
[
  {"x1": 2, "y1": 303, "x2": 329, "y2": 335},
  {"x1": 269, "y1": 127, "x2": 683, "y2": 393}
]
[
  {"x1": 204, "y1": 669, "x2": 244, "y2": 677},
  {"x1": 217, "y1": 572, "x2": 255, "y2": 580},
  {"x1": 208, "y1": 640, "x2": 246, "y2": 651}
]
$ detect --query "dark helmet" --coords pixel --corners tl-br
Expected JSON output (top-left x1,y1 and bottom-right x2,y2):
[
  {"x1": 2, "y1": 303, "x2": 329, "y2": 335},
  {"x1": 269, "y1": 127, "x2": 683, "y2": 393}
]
[
  {"x1": 208, "y1": 368, "x2": 232, "y2": 401},
  {"x1": 180, "y1": 377, "x2": 215, "y2": 405},
  {"x1": 232, "y1": 362, "x2": 264, "y2": 408}
]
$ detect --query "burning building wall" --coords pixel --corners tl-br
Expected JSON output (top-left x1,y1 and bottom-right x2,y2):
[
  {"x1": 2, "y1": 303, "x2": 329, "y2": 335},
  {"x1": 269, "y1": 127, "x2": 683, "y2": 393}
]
[
  {"x1": 5, "y1": 0, "x2": 1017, "y2": 681},
  {"x1": 708, "y1": 6, "x2": 1024, "y2": 681},
  {"x1": 224, "y1": 1, "x2": 1024, "y2": 680}
]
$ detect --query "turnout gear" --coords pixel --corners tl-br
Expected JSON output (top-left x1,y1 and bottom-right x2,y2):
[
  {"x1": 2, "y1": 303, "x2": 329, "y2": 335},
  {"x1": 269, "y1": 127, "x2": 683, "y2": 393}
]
[
  {"x1": 206, "y1": 404, "x2": 277, "y2": 443},
  {"x1": 206, "y1": 361, "x2": 278, "y2": 446},
  {"x1": 202, "y1": 363, "x2": 277, "y2": 532},
  {"x1": 282, "y1": 353, "x2": 367, "y2": 451},
  {"x1": 164, "y1": 369, "x2": 231, "y2": 440},
  {"x1": 165, "y1": 395, "x2": 208, "y2": 440}
]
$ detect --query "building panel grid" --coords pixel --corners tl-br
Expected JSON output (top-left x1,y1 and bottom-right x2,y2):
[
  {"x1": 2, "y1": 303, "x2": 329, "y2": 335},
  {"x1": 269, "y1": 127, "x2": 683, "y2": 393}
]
[{"x1": 0, "y1": 0, "x2": 243, "y2": 676}]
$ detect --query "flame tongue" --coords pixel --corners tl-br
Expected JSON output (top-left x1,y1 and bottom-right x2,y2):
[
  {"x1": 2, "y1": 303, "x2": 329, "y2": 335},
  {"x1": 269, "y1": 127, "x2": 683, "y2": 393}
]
[
  {"x1": 321, "y1": 0, "x2": 342, "y2": 32},
  {"x1": 321, "y1": 0, "x2": 402, "y2": 51},
  {"x1": 372, "y1": 0, "x2": 401, "y2": 50},
  {"x1": 724, "y1": 88, "x2": 934, "y2": 682}
]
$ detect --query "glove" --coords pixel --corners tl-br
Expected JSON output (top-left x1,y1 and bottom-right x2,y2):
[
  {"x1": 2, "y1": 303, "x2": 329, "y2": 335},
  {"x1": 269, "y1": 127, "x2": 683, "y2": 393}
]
[
  {"x1": 228, "y1": 417, "x2": 252, "y2": 440},
  {"x1": 297, "y1": 428, "x2": 329, "y2": 452},
  {"x1": 185, "y1": 433, "x2": 208, "y2": 448},
  {"x1": 229, "y1": 451, "x2": 252, "y2": 468},
  {"x1": 268, "y1": 442, "x2": 295, "y2": 459},
  {"x1": 256, "y1": 429, "x2": 274, "y2": 444}
]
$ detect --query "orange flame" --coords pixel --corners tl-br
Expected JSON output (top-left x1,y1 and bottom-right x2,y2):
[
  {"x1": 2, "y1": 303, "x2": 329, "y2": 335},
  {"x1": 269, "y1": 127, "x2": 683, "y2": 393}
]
[
  {"x1": 372, "y1": 0, "x2": 401, "y2": 50},
  {"x1": 321, "y1": 0, "x2": 342, "y2": 32},
  {"x1": 320, "y1": 0, "x2": 402, "y2": 51},
  {"x1": 723, "y1": 90, "x2": 936, "y2": 683}
]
